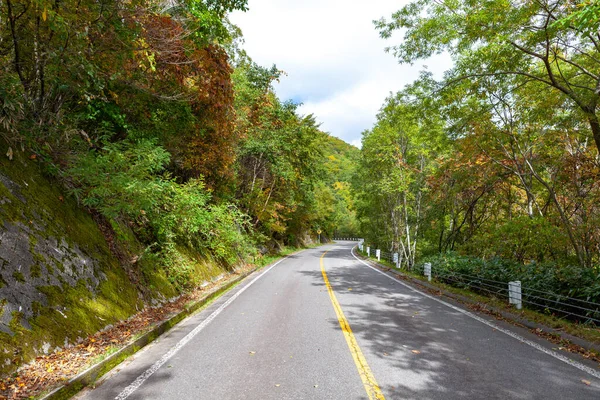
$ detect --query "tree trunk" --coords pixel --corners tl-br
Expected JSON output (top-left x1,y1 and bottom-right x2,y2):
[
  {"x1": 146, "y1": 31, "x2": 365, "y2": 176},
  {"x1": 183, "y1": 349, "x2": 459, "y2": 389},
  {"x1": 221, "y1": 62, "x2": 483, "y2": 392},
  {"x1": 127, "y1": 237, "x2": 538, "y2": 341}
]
[{"x1": 588, "y1": 113, "x2": 600, "y2": 156}]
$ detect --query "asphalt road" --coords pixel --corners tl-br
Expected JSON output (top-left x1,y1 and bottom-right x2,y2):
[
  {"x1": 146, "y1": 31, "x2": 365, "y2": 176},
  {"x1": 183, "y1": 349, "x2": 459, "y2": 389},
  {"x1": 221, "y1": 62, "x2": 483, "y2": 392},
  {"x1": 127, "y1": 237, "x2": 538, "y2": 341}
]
[{"x1": 76, "y1": 242, "x2": 600, "y2": 399}]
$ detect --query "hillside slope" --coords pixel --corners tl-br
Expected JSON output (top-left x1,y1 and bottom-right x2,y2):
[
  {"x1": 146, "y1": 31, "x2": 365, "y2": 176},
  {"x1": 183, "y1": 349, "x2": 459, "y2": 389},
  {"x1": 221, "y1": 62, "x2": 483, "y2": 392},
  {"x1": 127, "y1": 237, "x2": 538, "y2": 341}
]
[{"x1": 0, "y1": 146, "x2": 227, "y2": 376}]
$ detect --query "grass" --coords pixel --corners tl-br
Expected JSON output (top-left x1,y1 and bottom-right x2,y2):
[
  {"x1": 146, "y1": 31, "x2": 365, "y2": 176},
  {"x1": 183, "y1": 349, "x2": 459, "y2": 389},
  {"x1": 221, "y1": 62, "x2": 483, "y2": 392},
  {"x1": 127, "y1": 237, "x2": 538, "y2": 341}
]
[{"x1": 86, "y1": 345, "x2": 121, "y2": 367}]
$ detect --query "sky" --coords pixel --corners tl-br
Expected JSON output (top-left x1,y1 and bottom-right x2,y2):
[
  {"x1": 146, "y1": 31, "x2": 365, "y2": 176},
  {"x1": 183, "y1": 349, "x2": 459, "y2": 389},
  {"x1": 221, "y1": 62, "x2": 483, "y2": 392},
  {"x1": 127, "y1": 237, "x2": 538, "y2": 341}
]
[{"x1": 229, "y1": 0, "x2": 452, "y2": 148}]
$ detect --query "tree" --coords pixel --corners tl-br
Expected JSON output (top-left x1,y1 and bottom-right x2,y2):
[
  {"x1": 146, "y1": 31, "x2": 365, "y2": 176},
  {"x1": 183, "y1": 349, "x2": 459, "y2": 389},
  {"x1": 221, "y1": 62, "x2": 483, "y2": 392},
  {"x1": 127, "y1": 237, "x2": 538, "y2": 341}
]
[
  {"x1": 354, "y1": 89, "x2": 446, "y2": 268},
  {"x1": 376, "y1": 0, "x2": 600, "y2": 154}
]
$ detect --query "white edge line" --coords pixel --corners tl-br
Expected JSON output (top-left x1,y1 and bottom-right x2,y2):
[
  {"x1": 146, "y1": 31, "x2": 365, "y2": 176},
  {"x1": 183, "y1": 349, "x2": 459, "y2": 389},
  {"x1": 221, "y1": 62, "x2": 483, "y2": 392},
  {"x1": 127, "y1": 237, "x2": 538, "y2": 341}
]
[
  {"x1": 115, "y1": 253, "x2": 298, "y2": 400},
  {"x1": 350, "y1": 246, "x2": 600, "y2": 380}
]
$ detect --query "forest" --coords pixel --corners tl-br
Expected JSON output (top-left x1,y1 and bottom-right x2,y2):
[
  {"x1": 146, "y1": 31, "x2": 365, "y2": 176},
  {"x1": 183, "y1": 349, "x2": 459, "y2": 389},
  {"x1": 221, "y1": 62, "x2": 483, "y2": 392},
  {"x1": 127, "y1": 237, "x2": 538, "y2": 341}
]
[
  {"x1": 2, "y1": 0, "x2": 600, "y2": 319},
  {"x1": 3, "y1": 1, "x2": 600, "y2": 396},
  {"x1": 0, "y1": 0, "x2": 358, "y2": 291},
  {"x1": 356, "y1": 1, "x2": 600, "y2": 307}
]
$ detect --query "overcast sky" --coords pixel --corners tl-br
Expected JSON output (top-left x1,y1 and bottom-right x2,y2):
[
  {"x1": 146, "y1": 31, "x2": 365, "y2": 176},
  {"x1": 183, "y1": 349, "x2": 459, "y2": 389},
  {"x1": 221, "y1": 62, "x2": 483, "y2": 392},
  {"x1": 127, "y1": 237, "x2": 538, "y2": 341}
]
[{"x1": 229, "y1": 0, "x2": 452, "y2": 148}]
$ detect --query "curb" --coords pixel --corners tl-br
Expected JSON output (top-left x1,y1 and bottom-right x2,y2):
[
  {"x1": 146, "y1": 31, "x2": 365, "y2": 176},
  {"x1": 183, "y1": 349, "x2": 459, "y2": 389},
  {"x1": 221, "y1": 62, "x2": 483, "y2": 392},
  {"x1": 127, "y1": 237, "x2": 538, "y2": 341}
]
[
  {"x1": 354, "y1": 250, "x2": 600, "y2": 355},
  {"x1": 39, "y1": 266, "x2": 259, "y2": 400}
]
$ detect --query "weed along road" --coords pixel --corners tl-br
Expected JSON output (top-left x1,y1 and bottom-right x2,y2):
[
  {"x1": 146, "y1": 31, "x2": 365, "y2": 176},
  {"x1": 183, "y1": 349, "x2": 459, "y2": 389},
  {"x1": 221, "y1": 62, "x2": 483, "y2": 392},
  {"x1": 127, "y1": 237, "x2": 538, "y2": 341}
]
[{"x1": 76, "y1": 242, "x2": 600, "y2": 400}]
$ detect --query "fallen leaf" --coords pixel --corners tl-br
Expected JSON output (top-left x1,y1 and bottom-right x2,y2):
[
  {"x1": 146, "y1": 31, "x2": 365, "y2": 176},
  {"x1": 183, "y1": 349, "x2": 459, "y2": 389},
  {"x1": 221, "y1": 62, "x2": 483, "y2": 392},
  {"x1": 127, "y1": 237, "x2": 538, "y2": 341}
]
[
  {"x1": 582, "y1": 379, "x2": 591, "y2": 386},
  {"x1": 348, "y1": 288, "x2": 352, "y2": 291},
  {"x1": 411, "y1": 350, "x2": 421, "y2": 354},
  {"x1": 275, "y1": 384, "x2": 280, "y2": 387},
  {"x1": 249, "y1": 351, "x2": 256, "y2": 355}
]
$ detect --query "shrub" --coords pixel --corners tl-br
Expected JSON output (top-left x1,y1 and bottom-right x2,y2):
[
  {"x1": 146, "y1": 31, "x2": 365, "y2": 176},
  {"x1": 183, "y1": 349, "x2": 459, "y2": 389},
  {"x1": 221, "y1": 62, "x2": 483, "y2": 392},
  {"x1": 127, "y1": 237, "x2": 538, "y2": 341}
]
[
  {"x1": 421, "y1": 252, "x2": 600, "y2": 316},
  {"x1": 69, "y1": 140, "x2": 255, "y2": 288}
]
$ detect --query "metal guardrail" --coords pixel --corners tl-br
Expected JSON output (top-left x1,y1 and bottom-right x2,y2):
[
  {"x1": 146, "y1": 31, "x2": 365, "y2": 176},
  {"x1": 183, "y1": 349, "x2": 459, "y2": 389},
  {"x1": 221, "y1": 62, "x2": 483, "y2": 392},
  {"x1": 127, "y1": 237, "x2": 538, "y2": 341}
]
[{"x1": 356, "y1": 247, "x2": 600, "y2": 325}]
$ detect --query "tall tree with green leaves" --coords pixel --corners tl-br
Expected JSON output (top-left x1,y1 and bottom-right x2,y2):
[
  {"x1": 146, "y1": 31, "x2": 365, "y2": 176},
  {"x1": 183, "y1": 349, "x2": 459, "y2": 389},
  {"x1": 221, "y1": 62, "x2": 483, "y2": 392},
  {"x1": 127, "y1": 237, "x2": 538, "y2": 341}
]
[
  {"x1": 355, "y1": 89, "x2": 446, "y2": 267},
  {"x1": 376, "y1": 0, "x2": 600, "y2": 154}
]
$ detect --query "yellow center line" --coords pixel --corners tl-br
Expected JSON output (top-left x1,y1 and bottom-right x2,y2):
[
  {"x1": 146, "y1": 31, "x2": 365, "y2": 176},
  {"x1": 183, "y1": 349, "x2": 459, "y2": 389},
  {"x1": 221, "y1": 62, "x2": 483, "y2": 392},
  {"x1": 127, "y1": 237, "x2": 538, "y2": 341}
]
[{"x1": 320, "y1": 250, "x2": 386, "y2": 400}]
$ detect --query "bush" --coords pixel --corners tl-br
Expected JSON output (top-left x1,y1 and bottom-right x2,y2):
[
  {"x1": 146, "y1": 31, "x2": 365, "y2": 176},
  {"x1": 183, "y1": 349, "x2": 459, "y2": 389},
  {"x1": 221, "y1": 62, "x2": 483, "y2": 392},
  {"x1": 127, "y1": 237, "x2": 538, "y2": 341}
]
[
  {"x1": 466, "y1": 216, "x2": 571, "y2": 264},
  {"x1": 69, "y1": 140, "x2": 255, "y2": 289},
  {"x1": 421, "y1": 252, "x2": 600, "y2": 313}
]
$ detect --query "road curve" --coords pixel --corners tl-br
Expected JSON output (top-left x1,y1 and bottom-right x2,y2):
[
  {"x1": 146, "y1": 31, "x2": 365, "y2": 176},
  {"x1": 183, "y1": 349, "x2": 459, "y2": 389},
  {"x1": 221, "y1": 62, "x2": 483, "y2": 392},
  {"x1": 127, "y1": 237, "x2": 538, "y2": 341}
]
[{"x1": 76, "y1": 242, "x2": 600, "y2": 399}]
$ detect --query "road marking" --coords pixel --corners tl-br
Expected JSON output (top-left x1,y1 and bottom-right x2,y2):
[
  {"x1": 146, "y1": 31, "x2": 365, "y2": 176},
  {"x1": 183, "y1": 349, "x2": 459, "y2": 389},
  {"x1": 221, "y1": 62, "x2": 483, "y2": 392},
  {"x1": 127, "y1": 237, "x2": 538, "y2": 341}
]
[
  {"x1": 350, "y1": 247, "x2": 600, "y2": 380},
  {"x1": 114, "y1": 254, "x2": 299, "y2": 400},
  {"x1": 320, "y1": 250, "x2": 386, "y2": 400}
]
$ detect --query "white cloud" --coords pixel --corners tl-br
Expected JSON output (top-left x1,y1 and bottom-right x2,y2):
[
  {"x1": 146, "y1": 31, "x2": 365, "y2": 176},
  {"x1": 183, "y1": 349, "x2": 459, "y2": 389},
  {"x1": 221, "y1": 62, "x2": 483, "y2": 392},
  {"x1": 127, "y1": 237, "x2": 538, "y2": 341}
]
[
  {"x1": 229, "y1": 0, "x2": 453, "y2": 145},
  {"x1": 350, "y1": 139, "x2": 362, "y2": 149}
]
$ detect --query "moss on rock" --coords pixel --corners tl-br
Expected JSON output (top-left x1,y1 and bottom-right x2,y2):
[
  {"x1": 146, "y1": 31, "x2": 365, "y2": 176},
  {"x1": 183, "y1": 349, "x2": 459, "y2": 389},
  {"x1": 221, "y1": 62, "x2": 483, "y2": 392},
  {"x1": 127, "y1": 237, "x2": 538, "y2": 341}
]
[{"x1": 0, "y1": 141, "x2": 227, "y2": 377}]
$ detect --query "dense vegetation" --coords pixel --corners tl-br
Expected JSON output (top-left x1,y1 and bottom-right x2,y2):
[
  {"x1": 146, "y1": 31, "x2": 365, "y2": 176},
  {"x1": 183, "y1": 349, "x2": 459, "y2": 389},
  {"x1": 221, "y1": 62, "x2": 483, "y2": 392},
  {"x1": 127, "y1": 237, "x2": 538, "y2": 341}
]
[
  {"x1": 355, "y1": 1, "x2": 600, "y2": 304},
  {"x1": 3, "y1": 0, "x2": 598, "y2": 311},
  {"x1": 0, "y1": 0, "x2": 359, "y2": 290}
]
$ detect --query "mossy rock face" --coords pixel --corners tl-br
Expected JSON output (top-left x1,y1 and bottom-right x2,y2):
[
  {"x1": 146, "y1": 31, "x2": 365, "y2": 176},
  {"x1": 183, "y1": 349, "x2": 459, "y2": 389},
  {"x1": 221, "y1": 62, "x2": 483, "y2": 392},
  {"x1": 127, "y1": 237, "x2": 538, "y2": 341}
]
[
  {"x1": 0, "y1": 143, "x2": 228, "y2": 377},
  {"x1": 0, "y1": 146, "x2": 144, "y2": 376}
]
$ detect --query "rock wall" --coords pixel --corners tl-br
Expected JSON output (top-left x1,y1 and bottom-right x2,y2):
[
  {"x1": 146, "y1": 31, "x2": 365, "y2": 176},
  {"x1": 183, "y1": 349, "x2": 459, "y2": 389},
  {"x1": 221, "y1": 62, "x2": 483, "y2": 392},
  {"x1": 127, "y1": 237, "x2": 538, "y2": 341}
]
[{"x1": 0, "y1": 149, "x2": 143, "y2": 375}]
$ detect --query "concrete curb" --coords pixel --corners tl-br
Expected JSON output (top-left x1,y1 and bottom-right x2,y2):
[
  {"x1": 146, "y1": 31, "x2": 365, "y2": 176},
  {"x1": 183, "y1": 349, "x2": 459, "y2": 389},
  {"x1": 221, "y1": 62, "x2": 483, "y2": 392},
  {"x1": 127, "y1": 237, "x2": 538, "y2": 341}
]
[
  {"x1": 354, "y1": 251, "x2": 600, "y2": 355},
  {"x1": 39, "y1": 266, "x2": 259, "y2": 400}
]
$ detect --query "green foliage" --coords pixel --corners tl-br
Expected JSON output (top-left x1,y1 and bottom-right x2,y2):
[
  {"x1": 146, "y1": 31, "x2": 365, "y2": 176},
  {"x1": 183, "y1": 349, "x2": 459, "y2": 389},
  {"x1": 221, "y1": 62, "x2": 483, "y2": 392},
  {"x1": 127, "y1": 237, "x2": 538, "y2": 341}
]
[
  {"x1": 376, "y1": 0, "x2": 600, "y2": 154},
  {"x1": 421, "y1": 253, "x2": 600, "y2": 305},
  {"x1": 466, "y1": 217, "x2": 572, "y2": 264},
  {"x1": 356, "y1": 1, "x2": 600, "y2": 281},
  {"x1": 69, "y1": 140, "x2": 172, "y2": 219},
  {"x1": 0, "y1": 0, "x2": 362, "y2": 378},
  {"x1": 554, "y1": 1, "x2": 600, "y2": 34},
  {"x1": 1, "y1": 0, "x2": 358, "y2": 283},
  {"x1": 183, "y1": 0, "x2": 249, "y2": 44},
  {"x1": 233, "y1": 62, "x2": 358, "y2": 244},
  {"x1": 69, "y1": 140, "x2": 254, "y2": 288},
  {"x1": 353, "y1": 88, "x2": 446, "y2": 266}
]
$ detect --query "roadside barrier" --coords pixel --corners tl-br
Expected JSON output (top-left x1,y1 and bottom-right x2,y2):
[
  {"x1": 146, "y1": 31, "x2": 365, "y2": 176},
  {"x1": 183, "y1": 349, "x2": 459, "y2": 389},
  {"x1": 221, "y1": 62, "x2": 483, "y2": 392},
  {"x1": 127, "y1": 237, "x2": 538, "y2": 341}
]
[{"x1": 357, "y1": 247, "x2": 600, "y2": 325}]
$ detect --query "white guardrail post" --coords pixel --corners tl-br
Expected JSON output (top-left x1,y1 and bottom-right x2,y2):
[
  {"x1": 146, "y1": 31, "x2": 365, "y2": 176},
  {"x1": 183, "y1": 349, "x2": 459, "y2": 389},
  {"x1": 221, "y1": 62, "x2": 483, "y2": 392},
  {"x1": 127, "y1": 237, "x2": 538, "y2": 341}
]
[
  {"x1": 393, "y1": 252, "x2": 398, "y2": 268},
  {"x1": 424, "y1": 262, "x2": 432, "y2": 282},
  {"x1": 376, "y1": 249, "x2": 381, "y2": 261},
  {"x1": 508, "y1": 281, "x2": 522, "y2": 310},
  {"x1": 367, "y1": 246, "x2": 370, "y2": 257}
]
